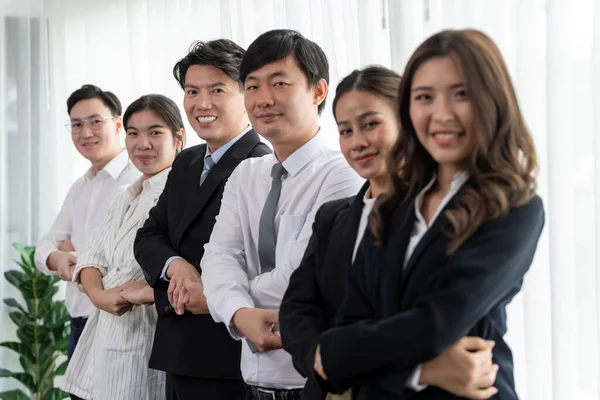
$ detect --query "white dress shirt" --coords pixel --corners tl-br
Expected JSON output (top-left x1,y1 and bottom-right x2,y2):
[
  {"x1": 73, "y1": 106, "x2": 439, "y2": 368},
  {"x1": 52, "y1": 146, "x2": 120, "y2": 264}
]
[
  {"x1": 61, "y1": 168, "x2": 170, "y2": 400},
  {"x1": 35, "y1": 150, "x2": 140, "y2": 318},
  {"x1": 405, "y1": 170, "x2": 470, "y2": 266},
  {"x1": 202, "y1": 131, "x2": 364, "y2": 389},
  {"x1": 351, "y1": 192, "x2": 376, "y2": 263},
  {"x1": 161, "y1": 125, "x2": 253, "y2": 280}
]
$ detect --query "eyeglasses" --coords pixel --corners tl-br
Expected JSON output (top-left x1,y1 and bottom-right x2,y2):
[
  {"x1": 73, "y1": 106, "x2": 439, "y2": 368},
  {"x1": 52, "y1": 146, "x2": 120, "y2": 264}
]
[{"x1": 66, "y1": 116, "x2": 115, "y2": 134}]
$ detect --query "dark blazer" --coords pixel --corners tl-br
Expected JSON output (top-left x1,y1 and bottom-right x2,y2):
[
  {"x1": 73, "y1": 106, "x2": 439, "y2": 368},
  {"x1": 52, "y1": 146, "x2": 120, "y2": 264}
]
[
  {"x1": 280, "y1": 183, "x2": 370, "y2": 399},
  {"x1": 134, "y1": 130, "x2": 271, "y2": 379},
  {"x1": 319, "y1": 183, "x2": 545, "y2": 400}
]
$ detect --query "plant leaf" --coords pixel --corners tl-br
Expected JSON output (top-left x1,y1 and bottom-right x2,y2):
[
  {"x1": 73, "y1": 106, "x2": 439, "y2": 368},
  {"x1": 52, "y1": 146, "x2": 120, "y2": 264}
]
[
  {"x1": 0, "y1": 389, "x2": 31, "y2": 400},
  {"x1": 18, "y1": 357, "x2": 35, "y2": 382},
  {"x1": 43, "y1": 387, "x2": 69, "y2": 400},
  {"x1": 0, "y1": 342, "x2": 33, "y2": 361},
  {"x1": 18, "y1": 280, "x2": 34, "y2": 302},
  {"x1": 45, "y1": 304, "x2": 70, "y2": 328},
  {"x1": 8, "y1": 312, "x2": 29, "y2": 328},
  {"x1": 15, "y1": 324, "x2": 35, "y2": 347},
  {"x1": 53, "y1": 360, "x2": 68, "y2": 376},
  {"x1": 49, "y1": 336, "x2": 69, "y2": 354},
  {"x1": 3, "y1": 299, "x2": 27, "y2": 315},
  {"x1": 4, "y1": 271, "x2": 27, "y2": 289},
  {"x1": 0, "y1": 370, "x2": 35, "y2": 392}
]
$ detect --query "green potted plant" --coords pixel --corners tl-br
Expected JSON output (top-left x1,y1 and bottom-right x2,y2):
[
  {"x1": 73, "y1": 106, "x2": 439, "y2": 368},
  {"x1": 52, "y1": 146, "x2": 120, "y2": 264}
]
[{"x1": 0, "y1": 243, "x2": 70, "y2": 400}]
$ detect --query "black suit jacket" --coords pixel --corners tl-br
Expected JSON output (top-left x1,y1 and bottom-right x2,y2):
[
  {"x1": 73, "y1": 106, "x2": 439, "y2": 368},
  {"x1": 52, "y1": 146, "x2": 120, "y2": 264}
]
[
  {"x1": 280, "y1": 183, "x2": 370, "y2": 399},
  {"x1": 134, "y1": 130, "x2": 271, "y2": 379},
  {"x1": 319, "y1": 184, "x2": 545, "y2": 399}
]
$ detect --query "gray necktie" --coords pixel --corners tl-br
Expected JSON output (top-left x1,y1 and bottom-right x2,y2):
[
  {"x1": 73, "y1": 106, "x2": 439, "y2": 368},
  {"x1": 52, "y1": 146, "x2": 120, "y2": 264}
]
[
  {"x1": 199, "y1": 155, "x2": 214, "y2": 186},
  {"x1": 258, "y1": 163, "x2": 287, "y2": 274}
]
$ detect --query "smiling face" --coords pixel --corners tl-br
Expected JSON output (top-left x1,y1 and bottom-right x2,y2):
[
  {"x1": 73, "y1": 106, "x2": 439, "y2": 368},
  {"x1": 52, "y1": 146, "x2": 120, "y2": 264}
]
[
  {"x1": 243, "y1": 55, "x2": 327, "y2": 148},
  {"x1": 409, "y1": 56, "x2": 477, "y2": 177},
  {"x1": 69, "y1": 98, "x2": 123, "y2": 168},
  {"x1": 182, "y1": 64, "x2": 248, "y2": 151},
  {"x1": 125, "y1": 109, "x2": 181, "y2": 179},
  {"x1": 336, "y1": 89, "x2": 399, "y2": 184}
]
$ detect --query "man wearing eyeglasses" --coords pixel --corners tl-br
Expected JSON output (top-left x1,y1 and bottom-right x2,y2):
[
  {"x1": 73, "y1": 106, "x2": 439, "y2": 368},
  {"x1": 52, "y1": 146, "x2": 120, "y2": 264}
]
[{"x1": 35, "y1": 85, "x2": 140, "y2": 385}]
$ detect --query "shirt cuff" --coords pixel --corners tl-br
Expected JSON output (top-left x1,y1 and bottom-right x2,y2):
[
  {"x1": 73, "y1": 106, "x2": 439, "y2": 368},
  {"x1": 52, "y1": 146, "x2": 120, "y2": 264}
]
[
  {"x1": 406, "y1": 364, "x2": 428, "y2": 392},
  {"x1": 34, "y1": 246, "x2": 57, "y2": 276},
  {"x1": 161, "y1": 256, "x2": 183, "y2": 282},
  {"x1": 214, "y1": 297, "x2": 254, "y2": 340}
]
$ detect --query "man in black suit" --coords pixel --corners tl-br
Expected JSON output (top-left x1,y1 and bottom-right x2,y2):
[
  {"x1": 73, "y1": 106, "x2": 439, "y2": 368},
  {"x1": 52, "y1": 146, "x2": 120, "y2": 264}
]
[{"x1": 134, "y1": 39, "x2": 270, "y2": 400}]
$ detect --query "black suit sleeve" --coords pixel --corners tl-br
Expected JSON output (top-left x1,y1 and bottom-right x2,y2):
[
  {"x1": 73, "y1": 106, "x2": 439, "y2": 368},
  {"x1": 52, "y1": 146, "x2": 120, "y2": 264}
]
[
  {"x1": 134, "y1": 162, "x2": 179, "y2": 288},
  {"x1": 280, "y1": 207, "x2": 330, "y2": 392},
  {"x1": 319, "y1": 196, "x2": 545, "y2": 383}
]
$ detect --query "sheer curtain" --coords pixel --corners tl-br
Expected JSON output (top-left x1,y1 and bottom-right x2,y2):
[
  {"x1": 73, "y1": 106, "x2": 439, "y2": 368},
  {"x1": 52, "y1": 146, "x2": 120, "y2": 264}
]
[
  {"x1": 388, "y1": 1, "x2": 599, "y2": 399},
  {"x1": 0, "y1": 0, "x2": 52, "y2": 392},
  {"x1": 45, "y1": 0, "x2": 392, "y2": 176}
]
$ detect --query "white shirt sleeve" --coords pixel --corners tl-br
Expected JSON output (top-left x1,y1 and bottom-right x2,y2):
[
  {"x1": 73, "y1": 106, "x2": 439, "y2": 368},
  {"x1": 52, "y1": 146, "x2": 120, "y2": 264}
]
[
  {"x1": 72, "y1": 194, "x2": 119, "y2": 285},
  {"x1": 406, "y1": 364, "x2": 428, "y2": 391},
  {"x1": 201, "y1": 166, "x2": 255, "y2": 339},
  {"x1": 248, "y1": 161, "x2": 363, "y2": 310},
  {"x1": 34, "y1": 179, "x2": 79, "y2": 275}
]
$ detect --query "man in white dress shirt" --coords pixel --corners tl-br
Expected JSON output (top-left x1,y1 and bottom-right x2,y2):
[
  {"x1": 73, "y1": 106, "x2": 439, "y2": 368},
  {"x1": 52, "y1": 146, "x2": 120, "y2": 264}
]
[
  {"x1": 201, "y1": 29, "x2": 364, "y2": 399},
  {"x1": 35, "y1": 85, "x2": 140, "y2": 375}
]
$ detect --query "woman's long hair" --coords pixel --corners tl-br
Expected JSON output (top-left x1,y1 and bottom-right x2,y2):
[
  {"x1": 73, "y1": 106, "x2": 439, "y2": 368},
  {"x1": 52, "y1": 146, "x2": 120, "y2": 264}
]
[{"x1": 371, "y1": 29, "x2": 538, "y2": 253}]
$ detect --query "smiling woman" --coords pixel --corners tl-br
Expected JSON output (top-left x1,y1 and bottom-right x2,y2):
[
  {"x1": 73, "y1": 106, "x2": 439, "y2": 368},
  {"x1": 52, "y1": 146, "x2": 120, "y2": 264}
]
[{"x1": 123, "y1": 95, "x2": 185, "y2": 180}]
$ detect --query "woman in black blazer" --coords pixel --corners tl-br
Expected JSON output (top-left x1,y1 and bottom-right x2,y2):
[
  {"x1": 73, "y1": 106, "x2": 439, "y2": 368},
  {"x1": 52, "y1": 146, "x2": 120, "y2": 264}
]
[
  {"x1": 280, "y1": 66, "x2": 499, "y2": 400},
  {"x1": 313, "y1": 29, "x2": 545, "y2": 399}
]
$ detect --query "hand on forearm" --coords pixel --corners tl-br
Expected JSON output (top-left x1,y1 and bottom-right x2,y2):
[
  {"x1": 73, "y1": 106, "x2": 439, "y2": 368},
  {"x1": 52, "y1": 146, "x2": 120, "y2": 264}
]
[
  {"x1": 182, "y1": 278, "x2": 208, "y2": 314},
  {"x1": 120, "y1": 280, "x2": 155, "y2": 305},
  {"x1": 420, "y1": 337, "x2": 498, "y2": 399},
  {"x1": 167, "y1": 259, "x2": 201, "y2": 315},
  {"x1": 233, "y1": 308, "x2": 282, "y2": 352},
  {"x1": 47, "y1": 251, "x2": 77, "y2": 280}
]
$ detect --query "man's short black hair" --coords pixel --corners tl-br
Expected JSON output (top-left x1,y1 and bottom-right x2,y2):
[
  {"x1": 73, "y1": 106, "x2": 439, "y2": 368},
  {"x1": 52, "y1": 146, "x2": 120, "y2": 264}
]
[
  {"x1": 239, "y1": 29, "x2": 330, "y2": 114},
  {"x1": 66, "y1": 84, "x2": 122, "y2": 116},
  {"x1": 173, "y1": 39, "x2": 246, "y2": 90}
]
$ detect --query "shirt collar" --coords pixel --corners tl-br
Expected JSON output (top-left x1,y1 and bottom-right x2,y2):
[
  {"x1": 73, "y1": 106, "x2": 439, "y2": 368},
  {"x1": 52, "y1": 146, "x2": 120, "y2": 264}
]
[
  {"x1": 415, "y1": 170, "x2": 470, "y2": 210},
  {"x1": 84, "y1": 150, "x2": 129, "y2": 181},
  {"x1": 280, "y1": 129, "x2": 327, "y2": 177},
  {"x1": 204, "y1": 124, "x2": 252, "y2": 165},
  {"x1": 128, "y1": 167, "x2": 171, "y2": 198}
]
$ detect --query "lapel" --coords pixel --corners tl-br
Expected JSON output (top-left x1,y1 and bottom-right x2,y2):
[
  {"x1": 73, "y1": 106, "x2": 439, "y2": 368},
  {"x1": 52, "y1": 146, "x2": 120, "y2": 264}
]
[
  {"x1": 173, "y1": 130, "x2": 261, "y2": 247},
  {"x1": 380, "y1": 193, "x2": 416, "y2": 306},
  {"x1": 333, "y1": 182, "x2": 371, "y2": 268},
  {"x1": 400, "y1": 181, "x2": 471, "y2": 290},
  {"x1": 115, "y1": 176, "x2": 166, "y2": 250}
]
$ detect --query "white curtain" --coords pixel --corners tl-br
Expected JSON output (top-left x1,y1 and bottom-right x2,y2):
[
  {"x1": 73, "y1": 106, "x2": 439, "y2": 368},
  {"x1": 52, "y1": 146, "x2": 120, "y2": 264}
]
[
  {"x1": 45, "y1": 0, "x2": 392, "y2": 176},
  {"x1": 0, "y1": 0, "x2": 50, "y2": 393},
  {"x1": 388, "y1": 1, "x2": 600, "y2": 399}
]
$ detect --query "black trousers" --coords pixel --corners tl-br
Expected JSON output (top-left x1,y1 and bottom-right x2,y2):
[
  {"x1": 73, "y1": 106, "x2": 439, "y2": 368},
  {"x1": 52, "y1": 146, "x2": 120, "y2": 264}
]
[{"x1": 166, "y1": 372, "x2": 247, "y2": 400}]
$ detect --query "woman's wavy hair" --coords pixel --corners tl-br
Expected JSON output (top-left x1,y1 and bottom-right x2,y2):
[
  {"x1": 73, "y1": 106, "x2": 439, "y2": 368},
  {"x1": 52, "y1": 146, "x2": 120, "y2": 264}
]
[{"x1": 371, "y1": 29, "x2": 538, "y2": 253}]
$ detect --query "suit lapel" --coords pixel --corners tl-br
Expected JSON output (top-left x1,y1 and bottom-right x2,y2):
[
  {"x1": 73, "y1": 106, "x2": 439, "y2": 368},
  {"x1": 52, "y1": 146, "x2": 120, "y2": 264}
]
[
  {"x1": 400, "y1": 182, "x2": 470, "y2": 288},
  {"x1": 173, "y1": 130, "x2": 261, "y2": 247},
  {"x1": 332, "y1": 183, "x2": 370, "y2": 268}
]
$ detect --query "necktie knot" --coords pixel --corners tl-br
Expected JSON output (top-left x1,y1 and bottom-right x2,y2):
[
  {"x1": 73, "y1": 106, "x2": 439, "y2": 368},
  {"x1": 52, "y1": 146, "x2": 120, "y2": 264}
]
[
  {"x1": 204, "y1": 155, "x2": 215, "y2": 170},
  {"x1": 271, "y1": 163, "x2": 287, "y2": 180}
]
